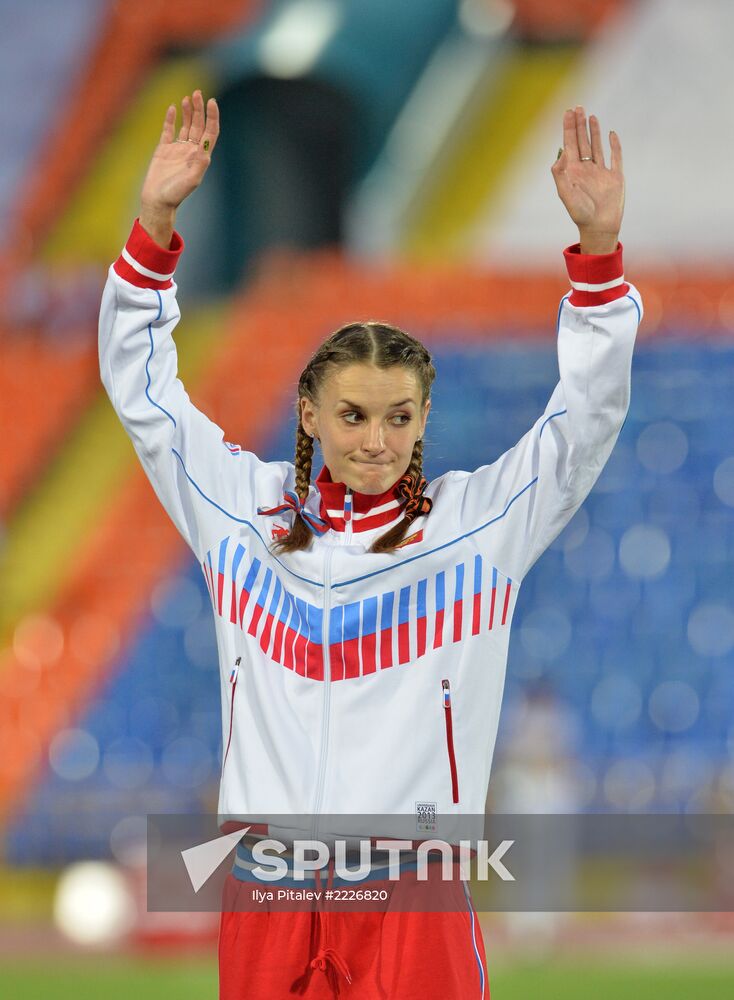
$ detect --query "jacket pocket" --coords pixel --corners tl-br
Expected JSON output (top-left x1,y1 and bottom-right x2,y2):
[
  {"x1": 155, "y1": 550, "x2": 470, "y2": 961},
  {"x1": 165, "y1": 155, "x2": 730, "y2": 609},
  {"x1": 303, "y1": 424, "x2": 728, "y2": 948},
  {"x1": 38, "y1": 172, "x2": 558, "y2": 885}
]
[
  {"x1": 223, "y1": 657, "x2": 240, "y2": 771},
  {"x1": 441, "y1": 679, "x2": 459, "y2": 804}
]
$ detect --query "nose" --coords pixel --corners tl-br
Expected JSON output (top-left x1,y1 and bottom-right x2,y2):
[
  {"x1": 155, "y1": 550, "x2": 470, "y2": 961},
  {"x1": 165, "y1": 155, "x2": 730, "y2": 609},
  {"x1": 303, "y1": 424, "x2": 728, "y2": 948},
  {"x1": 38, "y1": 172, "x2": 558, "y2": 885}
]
[{"x1": 361, "y1": 420, "x2": 385, "y2": 455}]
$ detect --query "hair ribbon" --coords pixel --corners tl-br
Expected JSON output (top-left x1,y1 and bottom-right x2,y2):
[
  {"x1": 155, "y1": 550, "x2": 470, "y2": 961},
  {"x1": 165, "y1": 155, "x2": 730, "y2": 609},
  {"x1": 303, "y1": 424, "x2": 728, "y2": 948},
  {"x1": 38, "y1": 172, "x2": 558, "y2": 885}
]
[
  {"x1": 257, "y1": 490, "x2": 330, "y2": 536},
  {"x1": 397, "y1": 474, "x2": 433, "y2": 523}
]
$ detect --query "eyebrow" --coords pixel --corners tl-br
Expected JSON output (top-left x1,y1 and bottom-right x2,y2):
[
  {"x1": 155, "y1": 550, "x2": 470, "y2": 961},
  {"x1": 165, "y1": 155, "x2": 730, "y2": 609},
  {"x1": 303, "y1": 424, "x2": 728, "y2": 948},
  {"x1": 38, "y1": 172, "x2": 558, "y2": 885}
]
[{"x1": 337, "y1": 398, "x2": 416, "y2": 408}]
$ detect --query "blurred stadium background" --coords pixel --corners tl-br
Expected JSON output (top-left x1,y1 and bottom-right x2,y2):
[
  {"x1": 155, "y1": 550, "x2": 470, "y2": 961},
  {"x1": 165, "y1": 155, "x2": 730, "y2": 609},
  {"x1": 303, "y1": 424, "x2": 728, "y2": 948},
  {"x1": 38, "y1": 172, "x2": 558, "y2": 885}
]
[{"x1": 1, "y1": 0, "x2": 733, "y2": 996}]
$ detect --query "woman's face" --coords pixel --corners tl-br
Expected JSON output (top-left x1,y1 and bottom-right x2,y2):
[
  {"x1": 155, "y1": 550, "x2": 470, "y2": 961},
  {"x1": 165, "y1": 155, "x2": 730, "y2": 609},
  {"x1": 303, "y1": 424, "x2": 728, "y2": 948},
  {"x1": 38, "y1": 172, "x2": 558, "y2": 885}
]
[{"x1": 300, "y1": 363, "x2": 430, "y2": 495}]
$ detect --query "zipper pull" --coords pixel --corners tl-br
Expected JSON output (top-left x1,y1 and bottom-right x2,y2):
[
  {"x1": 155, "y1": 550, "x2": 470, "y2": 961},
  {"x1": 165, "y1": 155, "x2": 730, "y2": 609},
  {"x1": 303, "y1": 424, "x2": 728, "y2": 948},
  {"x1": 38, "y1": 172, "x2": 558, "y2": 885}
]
[
  {"x1": 442, "y1": 678, "x2": 451, "y2": 708},
  {"x1": 230, "y1": 656, "x2": 241, "y2": 683},
  {"x1": 344, "y1": 487, "x2": 352, "y2": 525}
]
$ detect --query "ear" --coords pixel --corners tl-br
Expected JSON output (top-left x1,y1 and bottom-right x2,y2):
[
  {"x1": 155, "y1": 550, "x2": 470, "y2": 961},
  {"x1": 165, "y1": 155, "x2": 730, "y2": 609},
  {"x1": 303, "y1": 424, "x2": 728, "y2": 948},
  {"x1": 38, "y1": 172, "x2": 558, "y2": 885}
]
[
  {"x1": 300, "y1": 396, "x2": 317, "y2": 437},
  {"x1": 419, "y1": 398, "x2": 431, "y2": 439}
]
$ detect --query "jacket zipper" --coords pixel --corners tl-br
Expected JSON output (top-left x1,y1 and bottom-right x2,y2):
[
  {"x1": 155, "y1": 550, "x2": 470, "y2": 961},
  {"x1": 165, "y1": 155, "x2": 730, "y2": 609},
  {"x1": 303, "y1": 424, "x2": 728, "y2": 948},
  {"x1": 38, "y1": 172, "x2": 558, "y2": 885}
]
[
  {"x1": 223, "y1": 656, "x2": 240, "y2": 771},
  {"x1": 442, "y1": 679, "x2": 459, "y2": 804},
  {"x1": 344, "y1": 487, "x2": 353, "y2": 544},
  {"x1": 311, "y1": 546, "x2": 334, "y2": 837}
]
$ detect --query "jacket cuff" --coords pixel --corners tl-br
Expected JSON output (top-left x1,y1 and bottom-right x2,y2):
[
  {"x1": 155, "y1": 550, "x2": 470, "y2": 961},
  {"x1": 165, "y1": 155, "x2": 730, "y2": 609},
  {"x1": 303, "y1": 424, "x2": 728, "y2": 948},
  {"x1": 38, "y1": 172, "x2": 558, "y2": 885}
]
[
  {"x1": 113, "y1": 218, "x2": 184, "y2": 290},
  {"x1": 563, "y1": 242, "x2": 628, "y2": 307}
]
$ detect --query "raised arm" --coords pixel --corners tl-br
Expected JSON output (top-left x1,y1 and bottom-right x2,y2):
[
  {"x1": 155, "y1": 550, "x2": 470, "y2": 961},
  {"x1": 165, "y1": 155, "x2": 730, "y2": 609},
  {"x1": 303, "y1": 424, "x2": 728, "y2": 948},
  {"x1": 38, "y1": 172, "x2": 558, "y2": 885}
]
[
  {"x1": 451, "y1": 107, "x2": 641, "y2": 581},
  {"x1": 99, "y1": 93, "x2": 279, "y2": 559}
]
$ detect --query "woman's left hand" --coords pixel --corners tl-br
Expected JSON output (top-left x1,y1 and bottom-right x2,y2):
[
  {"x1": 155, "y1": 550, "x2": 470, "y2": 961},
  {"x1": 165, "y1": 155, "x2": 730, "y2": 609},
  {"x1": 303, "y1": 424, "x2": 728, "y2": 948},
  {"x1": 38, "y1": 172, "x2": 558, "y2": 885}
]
[{"x1": 551, "y1": 106, "x2": 624, "y2": 254}]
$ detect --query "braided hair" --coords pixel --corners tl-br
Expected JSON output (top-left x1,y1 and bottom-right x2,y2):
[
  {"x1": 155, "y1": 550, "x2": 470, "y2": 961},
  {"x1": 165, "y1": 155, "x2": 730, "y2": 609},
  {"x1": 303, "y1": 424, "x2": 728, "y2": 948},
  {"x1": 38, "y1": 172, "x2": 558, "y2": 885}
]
[{"x1": 271, "y1": 321, "x2": 436, "y2": 555}]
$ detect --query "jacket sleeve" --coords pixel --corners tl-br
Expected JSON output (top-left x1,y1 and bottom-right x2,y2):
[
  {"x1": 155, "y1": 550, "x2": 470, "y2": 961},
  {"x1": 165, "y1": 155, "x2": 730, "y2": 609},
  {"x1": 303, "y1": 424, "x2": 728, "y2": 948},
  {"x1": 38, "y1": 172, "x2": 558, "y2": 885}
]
[
  {"x1": 450, "y1": 242, "x2": 642, "y2": 581},
  {"x1": 98, "y1": 220, "x2": 276, "y2": 559}
]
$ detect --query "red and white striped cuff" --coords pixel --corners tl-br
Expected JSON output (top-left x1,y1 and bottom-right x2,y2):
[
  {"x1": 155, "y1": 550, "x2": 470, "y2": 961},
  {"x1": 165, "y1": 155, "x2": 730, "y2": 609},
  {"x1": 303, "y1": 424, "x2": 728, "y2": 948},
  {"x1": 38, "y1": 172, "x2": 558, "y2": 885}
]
[
  {"x1": 113, "y1": 218, "x2": 184, "y2": 290},
  {"x1": 563, "y1": 242, "x2": 628, "y2": 307}
]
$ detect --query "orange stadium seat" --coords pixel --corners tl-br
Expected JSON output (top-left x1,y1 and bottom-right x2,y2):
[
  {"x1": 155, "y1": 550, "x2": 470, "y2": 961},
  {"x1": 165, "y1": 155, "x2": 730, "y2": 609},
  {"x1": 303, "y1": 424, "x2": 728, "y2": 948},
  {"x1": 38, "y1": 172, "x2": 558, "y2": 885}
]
[{"x1": 0, "y1": 338, "x2": 98, "y2": 517}]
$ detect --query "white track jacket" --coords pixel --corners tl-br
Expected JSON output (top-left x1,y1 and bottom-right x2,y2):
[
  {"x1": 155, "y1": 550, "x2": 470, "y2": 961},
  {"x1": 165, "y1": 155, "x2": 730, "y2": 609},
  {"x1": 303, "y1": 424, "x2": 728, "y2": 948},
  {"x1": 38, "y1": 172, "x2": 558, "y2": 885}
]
[{"x1": 99, "y1": 221, "x2": 642, "y2": 838}]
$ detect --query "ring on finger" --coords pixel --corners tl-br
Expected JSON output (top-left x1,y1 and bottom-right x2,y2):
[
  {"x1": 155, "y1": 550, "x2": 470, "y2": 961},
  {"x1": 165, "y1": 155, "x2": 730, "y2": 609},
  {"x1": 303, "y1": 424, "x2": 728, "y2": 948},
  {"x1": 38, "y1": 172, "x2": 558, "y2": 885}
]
[{"x1": 580, "y1": 156, "x2": 593, "y2": 162}]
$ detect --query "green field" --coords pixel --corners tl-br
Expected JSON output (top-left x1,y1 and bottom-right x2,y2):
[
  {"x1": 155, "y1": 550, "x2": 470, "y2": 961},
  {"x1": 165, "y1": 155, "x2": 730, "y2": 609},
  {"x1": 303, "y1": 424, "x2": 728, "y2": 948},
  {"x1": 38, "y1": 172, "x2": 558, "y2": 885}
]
[{"x1": 0, "y1": 956, "x2": 732, "y2": 998}]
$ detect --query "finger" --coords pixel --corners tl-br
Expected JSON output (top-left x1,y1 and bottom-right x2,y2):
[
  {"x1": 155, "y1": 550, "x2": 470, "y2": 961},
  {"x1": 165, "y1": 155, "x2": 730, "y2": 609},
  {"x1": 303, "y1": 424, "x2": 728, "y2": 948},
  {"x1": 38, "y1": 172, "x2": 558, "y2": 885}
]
[
  {"x1": 551, "y1": 147, "x2": 566, "y2": 176},
  {"x1": 562, "y1": 108, "x2": 579, "y2": 161},
  {"x1": 178, "y1": 95, "x2": 192, "y2": 141},
  {"x1": 575, "y1": 106, "x2": 593, "y2": 161},
  {"x1": 160, "y1": 105, "x2": 176, "y2": 145},
  {"x1": 589, "y1": 114, "x2": 606, "y2": 167},
  {"x1": 609, "y1": 129, "x2": 623, "y2": 173},
  {"x1": 189, "y1": 89, "x2": 205, "y2": 142},
  {"x1": 200, "y1": 97, "x2": 220, "y2": 155}
]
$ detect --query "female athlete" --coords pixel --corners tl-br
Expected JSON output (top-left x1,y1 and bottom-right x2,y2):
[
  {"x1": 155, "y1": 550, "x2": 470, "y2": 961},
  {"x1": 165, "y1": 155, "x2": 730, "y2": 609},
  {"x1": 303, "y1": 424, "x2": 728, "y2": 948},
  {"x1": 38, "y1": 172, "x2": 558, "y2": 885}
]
[{"x1": 100, "y1": 90, "x2": 640, "y2": 998}]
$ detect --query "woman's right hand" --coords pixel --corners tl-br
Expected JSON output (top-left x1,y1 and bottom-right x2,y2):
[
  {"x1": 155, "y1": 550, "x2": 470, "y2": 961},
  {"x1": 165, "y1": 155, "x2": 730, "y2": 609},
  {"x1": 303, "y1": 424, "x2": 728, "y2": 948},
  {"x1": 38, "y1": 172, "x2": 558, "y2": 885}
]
[{"x1": 139, "y1": 90, "x2": 219, "y2": 247}]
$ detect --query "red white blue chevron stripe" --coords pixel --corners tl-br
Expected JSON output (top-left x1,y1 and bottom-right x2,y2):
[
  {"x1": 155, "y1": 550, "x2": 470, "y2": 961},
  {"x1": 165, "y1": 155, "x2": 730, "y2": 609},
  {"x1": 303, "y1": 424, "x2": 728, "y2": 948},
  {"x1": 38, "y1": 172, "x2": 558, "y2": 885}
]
[{"x1": 201, "y1": 537, "x2": 517, "y2": 681}]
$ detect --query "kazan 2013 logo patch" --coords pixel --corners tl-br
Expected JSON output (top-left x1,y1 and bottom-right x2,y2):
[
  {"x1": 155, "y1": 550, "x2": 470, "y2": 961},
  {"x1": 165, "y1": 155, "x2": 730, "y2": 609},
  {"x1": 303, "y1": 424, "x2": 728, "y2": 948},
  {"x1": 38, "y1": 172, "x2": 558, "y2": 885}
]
[
  {"x1": 271, "y1": 524, "x2": 289, "y2": 540},
  {"x1": 415, "y1": 801, "x2": 437, "y2": 833}
]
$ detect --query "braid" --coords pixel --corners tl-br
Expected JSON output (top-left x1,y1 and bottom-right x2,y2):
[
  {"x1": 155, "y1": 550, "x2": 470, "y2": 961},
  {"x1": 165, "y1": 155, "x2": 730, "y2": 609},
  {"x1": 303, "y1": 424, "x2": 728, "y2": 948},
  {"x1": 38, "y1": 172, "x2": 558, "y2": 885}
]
[
  {"x1": 270, "y1": 422, "x2": 315, "y2": 554},
  {"x1": 409, "y1": 438, "x2": 424, "y2": 478},
  {"x1": 294, "y1": 422, "x2": 314, "y2": 503},
  {"x1": 370, "y1": 439, "x2": 430, "y2": 555}
]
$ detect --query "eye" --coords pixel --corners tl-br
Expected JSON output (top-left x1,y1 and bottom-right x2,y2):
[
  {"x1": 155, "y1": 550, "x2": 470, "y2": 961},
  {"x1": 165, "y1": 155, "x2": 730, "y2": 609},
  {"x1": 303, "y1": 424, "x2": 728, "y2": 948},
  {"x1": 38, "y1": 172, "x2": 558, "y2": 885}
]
[{"x1": 341, "y1": 411, "x2": 411, "y2": 425}]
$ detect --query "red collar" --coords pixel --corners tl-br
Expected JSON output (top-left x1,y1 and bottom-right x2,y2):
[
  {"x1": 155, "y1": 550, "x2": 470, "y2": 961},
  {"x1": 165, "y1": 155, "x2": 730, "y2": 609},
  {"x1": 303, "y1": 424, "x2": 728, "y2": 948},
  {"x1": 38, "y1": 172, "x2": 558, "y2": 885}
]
[{"x1": 315, "y1": 465, "x2": 405, "y2": 533}]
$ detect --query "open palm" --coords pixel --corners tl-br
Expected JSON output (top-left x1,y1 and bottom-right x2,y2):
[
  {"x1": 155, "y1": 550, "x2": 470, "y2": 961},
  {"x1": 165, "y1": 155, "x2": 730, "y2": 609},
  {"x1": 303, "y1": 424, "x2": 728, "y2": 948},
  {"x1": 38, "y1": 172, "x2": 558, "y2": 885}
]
[
  {"x1": 141, "y1": 90, "x2": 220, "y2": 211},
  {"x1": 551, "y1": 106, "x2": 624, "y2": 251}
]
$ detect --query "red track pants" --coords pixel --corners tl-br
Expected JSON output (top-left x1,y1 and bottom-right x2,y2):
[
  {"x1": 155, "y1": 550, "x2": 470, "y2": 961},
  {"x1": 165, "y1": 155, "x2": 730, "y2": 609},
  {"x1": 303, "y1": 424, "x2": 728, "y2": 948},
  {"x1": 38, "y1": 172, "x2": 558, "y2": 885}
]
[{"x1": 218, "y1": 870, "x2": 489, "y2": 999}]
